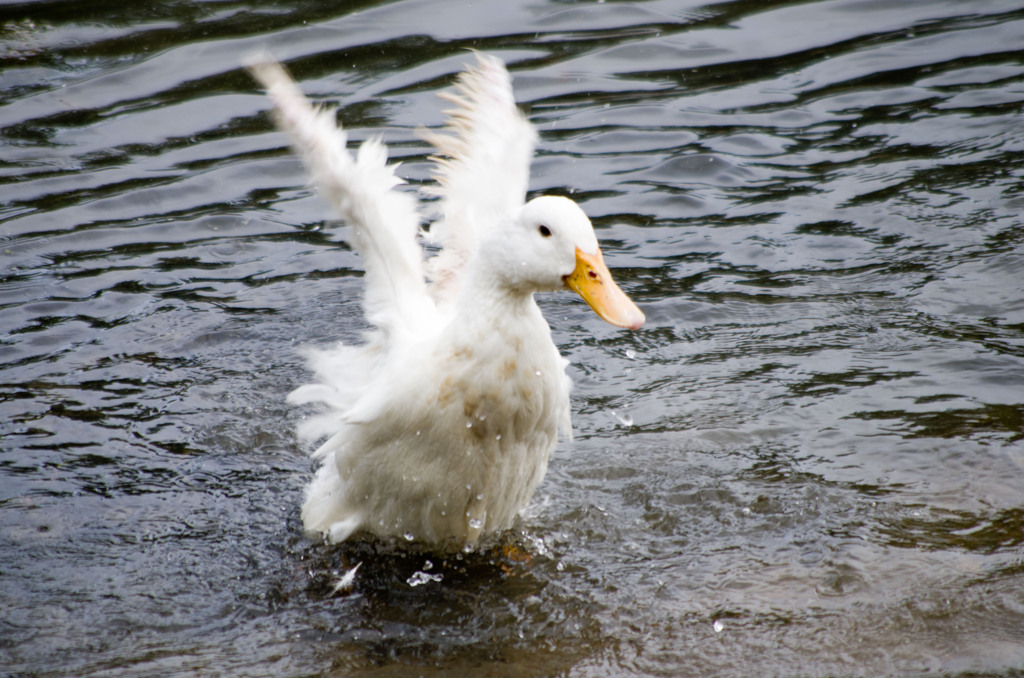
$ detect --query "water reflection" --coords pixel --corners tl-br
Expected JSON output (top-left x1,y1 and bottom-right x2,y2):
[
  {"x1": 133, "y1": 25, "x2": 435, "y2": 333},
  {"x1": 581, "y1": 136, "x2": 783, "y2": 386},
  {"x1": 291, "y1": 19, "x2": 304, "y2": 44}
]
[{"x1": 268, "y1": 535, "x2": 607, "y2": 674}]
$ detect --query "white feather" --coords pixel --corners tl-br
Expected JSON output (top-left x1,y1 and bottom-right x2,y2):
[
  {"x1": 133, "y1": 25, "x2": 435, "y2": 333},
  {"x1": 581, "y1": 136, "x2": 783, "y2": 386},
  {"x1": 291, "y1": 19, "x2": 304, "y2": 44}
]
[
  {"x1": 419, "y1": 52, "x2": 538, "y2": 309},
  {"x1": 247, "y1": 58, "x2": 436, "y2": 341},
  {"x1": 330, "y1": 561, "x2": 361, "y2": 594}
]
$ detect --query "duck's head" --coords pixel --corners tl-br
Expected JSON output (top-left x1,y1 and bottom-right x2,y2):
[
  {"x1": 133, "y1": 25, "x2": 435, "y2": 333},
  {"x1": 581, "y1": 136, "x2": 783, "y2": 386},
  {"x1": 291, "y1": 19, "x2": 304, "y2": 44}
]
[{"x1": 489, "y1": 195, "x2": 645, "y2": 330}]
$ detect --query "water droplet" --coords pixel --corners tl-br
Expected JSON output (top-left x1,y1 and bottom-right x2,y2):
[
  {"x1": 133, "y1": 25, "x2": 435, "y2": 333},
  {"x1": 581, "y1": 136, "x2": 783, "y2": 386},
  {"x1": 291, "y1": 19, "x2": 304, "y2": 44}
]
[
  {"x1": 403, "y1": 532, "x2": 415, "y2": 542},
  {"x1": 423, "y1": 560, "x2": 433, "y2": 571},
  {"x1": 466, "y1": 422, "x2": 473, "y2": 428},
  {"x1": 468, "y1": 518, "x2": 483, "y2": 529},
  {"x1": 713, "y1": 619, "x2": 724, "y2": 633},
  {"x1": 475, "y1": 493, "x2": 484, "y2": 501},
  {"x1": 495, "y1": 434, "x2": 502, "y2": 441},
  {"x1": 535, "y1": 370, "x2": 542, "y2": 376},
  {"x1": 625, "y1": 349, "x2": 636, "y2": 359},
  {"x1": 407, "y1": 571, "x2": 443, "y2": 587},
  {"x1": 415, "y1": 430, "x2": 421, "y2": 436}
]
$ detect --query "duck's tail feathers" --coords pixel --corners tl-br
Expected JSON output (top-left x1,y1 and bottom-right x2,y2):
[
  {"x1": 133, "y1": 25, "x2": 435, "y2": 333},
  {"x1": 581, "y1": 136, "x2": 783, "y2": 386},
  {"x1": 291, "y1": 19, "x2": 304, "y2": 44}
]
[{"x1": 247, "y1": 56, "x2": 435, "y2": 338}]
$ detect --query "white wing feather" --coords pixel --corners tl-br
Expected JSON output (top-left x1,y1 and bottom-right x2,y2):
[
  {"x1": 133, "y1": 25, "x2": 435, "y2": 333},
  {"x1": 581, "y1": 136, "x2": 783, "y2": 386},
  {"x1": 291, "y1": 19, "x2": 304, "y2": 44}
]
[
  {"x1": 247, "y1": 58, "x2": 435, "y2": 340},
  {"x1": 420, "y1": 52, "x2": 538, "y2": 307}
]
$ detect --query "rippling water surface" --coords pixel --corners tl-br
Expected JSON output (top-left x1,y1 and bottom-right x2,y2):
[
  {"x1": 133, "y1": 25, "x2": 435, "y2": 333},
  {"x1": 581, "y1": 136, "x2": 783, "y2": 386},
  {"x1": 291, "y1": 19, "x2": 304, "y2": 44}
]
[{"x1": 3, "y1": 0, "x2": 1024, "y2": 675}]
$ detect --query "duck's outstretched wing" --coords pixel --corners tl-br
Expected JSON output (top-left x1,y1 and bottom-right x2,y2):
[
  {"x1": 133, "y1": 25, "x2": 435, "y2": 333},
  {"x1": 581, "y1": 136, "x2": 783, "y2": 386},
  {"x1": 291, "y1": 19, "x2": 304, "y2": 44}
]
[
  {"x1": 248, "y1": 57, "x2": 434, "y2": 339},
  {"x1": 420, "y1": 53, "x2": 538, "y2": 307}
]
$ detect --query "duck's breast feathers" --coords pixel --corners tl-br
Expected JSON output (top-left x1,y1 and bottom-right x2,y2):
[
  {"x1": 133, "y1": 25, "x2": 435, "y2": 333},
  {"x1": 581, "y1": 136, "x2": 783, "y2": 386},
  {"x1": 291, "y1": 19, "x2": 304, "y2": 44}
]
[{"x1": 434, "y1": 297, "x2": 573, "y2": 436}]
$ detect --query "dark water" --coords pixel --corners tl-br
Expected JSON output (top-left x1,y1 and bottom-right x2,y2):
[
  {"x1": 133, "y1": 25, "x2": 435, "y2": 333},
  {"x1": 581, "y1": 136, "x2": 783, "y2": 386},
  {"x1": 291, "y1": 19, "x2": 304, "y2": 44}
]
[{"x1": 3, "y1": 0, "x2": 1024, "y2": 675}]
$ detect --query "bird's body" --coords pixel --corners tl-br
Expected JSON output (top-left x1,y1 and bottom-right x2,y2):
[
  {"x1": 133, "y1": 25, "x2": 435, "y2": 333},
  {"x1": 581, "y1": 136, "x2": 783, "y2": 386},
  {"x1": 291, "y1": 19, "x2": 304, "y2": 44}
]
[
  {"x1": 249, "y1": 53, "x2": 643, "y2": 550},
  {"x1": 300, "y1": 290, "x2": 569, "y2": 545}
]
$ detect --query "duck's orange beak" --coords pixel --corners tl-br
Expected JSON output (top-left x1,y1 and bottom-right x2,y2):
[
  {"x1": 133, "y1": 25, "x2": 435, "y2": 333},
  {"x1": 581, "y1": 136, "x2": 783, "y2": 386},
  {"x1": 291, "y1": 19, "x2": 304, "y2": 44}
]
[{"x1": 564, "y1": 247, "x2": 645, "y2": 330}]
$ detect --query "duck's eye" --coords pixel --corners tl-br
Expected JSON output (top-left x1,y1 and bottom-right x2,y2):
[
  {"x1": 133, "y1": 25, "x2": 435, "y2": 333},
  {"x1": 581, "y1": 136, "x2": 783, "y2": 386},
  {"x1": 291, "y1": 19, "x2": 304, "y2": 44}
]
[{"x1": 538, "y1": 225, "x2": 552, "y2": 238}]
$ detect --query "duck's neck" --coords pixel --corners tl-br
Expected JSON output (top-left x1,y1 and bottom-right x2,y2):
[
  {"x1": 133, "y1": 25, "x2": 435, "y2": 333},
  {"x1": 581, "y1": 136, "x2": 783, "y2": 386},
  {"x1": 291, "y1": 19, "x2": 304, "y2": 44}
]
[{"x1": 455, "y1": 255, "x2": 546, "y2": 334}]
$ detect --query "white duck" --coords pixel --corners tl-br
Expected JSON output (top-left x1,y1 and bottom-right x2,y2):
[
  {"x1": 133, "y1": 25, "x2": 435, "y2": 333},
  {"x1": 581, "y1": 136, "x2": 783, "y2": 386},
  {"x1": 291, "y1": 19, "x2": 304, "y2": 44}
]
[{"x1": 249, "y1": 53, "x2": 644, "y2": 549}]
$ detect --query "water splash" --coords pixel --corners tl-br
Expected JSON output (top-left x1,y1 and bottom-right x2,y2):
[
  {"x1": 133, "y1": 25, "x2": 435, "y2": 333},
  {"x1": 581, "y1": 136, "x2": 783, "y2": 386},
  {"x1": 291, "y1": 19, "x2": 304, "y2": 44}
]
[
  {"x1": 407, "y1": 570, "x2": 443, "y2": 587},
  {"x1": 612, "y1": 410, "x2": 634, "y2": 427}
]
